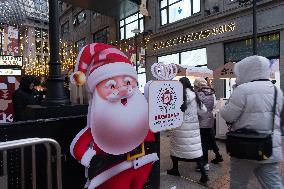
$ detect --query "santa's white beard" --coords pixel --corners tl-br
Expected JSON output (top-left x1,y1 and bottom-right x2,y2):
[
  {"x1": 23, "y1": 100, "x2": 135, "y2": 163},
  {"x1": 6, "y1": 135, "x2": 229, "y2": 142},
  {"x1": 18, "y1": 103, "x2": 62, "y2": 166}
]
[{"x1": 90, "y1": 88, "x2": 149, "y2": 155}]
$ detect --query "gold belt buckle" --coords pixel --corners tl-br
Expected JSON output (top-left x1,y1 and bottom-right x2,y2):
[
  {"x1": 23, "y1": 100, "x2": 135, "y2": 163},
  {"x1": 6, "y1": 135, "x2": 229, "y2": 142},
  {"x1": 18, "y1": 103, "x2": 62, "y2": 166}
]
[{"x1": 127, "y1": 143, "x2": 145, "y2": 161}]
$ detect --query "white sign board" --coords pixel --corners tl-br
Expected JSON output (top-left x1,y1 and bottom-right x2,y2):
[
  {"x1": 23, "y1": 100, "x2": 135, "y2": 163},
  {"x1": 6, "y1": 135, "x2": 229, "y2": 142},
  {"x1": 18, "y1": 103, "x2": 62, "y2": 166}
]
[
  {"x1": 0, "y1": 56, "x2": 23, "y2": 66},
  {"x1": 148, "y1": 80, "x2": 183, "y2": 132},
  {"x1": 0, "y1": 69, "x2": 21, "y2": 76}
]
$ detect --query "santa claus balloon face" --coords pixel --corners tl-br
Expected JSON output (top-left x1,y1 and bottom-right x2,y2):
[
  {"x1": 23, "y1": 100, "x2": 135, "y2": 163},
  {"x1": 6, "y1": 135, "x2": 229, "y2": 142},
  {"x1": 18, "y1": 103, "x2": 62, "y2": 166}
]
[
  {"x1": 90, "y1": 75, "x2": 149, "y2": 155},
  {"x1": 96, "y1": 75, "x2": 137, "y2": 102}
]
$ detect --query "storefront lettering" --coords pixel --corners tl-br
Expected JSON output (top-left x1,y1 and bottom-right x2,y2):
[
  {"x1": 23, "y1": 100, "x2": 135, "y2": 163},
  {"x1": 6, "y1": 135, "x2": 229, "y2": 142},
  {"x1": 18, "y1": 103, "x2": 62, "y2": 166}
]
[{"x1": 153, "y1": 22, "x2": 236, "y2": 50}]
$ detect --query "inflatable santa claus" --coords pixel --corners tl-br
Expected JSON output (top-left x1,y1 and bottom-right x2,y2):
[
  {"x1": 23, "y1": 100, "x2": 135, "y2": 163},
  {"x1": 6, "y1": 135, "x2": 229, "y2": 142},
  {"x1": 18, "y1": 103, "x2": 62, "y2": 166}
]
[{"x1": 70, "y1": 43, "x2": 158, "y2": 189}]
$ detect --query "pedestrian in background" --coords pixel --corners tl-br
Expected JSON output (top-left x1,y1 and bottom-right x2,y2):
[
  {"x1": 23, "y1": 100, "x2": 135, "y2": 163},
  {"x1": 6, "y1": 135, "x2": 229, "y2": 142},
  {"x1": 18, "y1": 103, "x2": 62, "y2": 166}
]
[
  {"x1": 12, "y1": 76, "x2": 39, "y2": 121},
  {"x1": 167, "y1": 77, "x2": 209, "y2": 185},
  {"x1": 220, "y1": 55, "x2": 283, "y2": 189},
  {"x1": 194, "y1": 77, "x2": 223, "y2": 171}
]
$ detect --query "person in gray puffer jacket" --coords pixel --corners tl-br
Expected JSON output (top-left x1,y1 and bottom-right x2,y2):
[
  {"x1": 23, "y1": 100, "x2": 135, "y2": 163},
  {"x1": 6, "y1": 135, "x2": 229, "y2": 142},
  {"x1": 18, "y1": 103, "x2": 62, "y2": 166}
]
[
  {"x1": 220, "y1": 55, "x2": 283, "y2": 189},
  {"x1": 194, "y1": 78, "x2": 223, "y2": 170}
]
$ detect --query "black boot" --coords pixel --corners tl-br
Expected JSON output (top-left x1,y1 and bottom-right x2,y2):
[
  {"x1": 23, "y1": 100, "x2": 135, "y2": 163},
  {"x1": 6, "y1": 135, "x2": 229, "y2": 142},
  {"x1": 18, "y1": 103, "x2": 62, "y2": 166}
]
[
  {"x1": 211, "y1": 154, "x2": 223, "y2": 164},
  {"x1": 167, "y1": 156, "x2": 180, "y2": 176},
  {"x1": 197, "y1": 159, "x2": 209, "y2": 186},
  {"x1": 199, "y1": 175, "x2": 209, "y2": 186}
]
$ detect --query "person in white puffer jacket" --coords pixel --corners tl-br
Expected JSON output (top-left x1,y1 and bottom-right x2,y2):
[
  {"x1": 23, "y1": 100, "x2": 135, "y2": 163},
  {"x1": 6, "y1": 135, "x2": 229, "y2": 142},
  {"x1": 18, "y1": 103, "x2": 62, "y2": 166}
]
[
  {"x1": 220, "y1": 55, "x2": 284, "y2": 189},
  {"x1": 167, "y1": 77, "x2": 209, "y2": 186}
]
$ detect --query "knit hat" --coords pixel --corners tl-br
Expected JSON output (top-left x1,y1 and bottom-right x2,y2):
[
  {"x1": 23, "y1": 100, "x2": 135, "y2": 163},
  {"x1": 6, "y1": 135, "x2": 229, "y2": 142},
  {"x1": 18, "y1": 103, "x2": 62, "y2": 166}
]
[
  {"x1": 194, "y1": 77, "x2": 208, "y2": 88},
  {"x1": 71, "y1": 43, "x2": 137, "y2": 93}
]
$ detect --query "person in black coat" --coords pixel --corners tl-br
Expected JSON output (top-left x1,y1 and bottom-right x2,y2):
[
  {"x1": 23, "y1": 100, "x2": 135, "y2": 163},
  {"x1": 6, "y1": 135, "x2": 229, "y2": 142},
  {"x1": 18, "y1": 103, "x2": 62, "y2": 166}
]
[{"x1": 12, "y1": 76, "x2": 39, "y2": 121}]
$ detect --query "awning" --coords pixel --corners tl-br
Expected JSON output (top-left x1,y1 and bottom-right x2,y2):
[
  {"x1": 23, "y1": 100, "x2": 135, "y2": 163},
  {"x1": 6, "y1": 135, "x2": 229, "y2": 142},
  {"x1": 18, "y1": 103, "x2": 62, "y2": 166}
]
[
  {"x1": 176, "y1": 64, "x2": 213, "y2": 78},
  {"x1": 0, "y1": 0, "x2": 49, "y2": 26},
  {"x1": 60, "y1": 0, "x2": 141, "y2": 19}
]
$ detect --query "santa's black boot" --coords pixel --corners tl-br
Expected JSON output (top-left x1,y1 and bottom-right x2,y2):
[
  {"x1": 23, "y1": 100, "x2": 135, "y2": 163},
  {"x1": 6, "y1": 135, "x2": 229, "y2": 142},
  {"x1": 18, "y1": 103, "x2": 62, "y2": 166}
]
[{"x1": 167, "y1": 156, "x2": 180, "y2": 176}]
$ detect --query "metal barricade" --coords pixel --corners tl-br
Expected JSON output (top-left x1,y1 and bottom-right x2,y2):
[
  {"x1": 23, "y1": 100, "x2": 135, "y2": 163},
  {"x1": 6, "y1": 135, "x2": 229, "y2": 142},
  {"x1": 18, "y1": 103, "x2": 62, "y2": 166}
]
[{"x1": 0, "y1": 138, "x2": 62, "y2": 189}]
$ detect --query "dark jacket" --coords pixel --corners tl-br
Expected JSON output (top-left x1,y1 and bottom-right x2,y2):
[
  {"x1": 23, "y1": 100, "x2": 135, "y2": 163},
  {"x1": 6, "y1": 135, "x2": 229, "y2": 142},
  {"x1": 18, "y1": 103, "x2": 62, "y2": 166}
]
[
  {"x1": 12, "y1": 76, "x2": 38, "y2": 121},
  {"x1": 196, "y1": 87, "x2": 215, "y2": 128}
]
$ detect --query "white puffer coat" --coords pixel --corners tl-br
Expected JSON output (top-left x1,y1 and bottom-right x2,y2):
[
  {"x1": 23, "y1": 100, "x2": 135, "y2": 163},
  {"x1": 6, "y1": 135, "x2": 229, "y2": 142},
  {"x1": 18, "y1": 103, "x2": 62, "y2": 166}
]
[
  {"x1": 170, "y1": 89, "x2": 203, "y2": 159},
  {"x1": 220, "y1": 55, "x2": 283, "y2": 163}
]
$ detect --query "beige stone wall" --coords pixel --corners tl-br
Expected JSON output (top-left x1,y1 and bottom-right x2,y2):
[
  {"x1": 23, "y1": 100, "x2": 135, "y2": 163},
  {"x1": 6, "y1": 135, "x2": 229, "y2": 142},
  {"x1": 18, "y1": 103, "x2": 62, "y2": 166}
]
[{"x1": 59, "y1": 6, "x2": 117, "y2": 45}]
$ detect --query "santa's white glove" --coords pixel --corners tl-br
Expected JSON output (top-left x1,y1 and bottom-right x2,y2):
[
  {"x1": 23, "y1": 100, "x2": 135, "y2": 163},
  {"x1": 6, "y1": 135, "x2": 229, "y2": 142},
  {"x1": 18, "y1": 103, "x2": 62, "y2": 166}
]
[{"x1": 80, "y1": 147, "x2": 96, "y2": 167}]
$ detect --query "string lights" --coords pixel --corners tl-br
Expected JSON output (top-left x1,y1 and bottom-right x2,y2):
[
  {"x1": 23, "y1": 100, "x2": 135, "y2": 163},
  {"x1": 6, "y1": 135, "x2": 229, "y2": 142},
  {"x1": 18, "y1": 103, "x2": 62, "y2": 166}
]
[
  {"x1": 153, "y1": 22, "x2": 236, "y2": 50},
  {"x1": 110, "y1": 33, "x2": 152, "y2": 53},
  {"x1": 19, "y1": 26, "x2": 78, "y2": 76}
]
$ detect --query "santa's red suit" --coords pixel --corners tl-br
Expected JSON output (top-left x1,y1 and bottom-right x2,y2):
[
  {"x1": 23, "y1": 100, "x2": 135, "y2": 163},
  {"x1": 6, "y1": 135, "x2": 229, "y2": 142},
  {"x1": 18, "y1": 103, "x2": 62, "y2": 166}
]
[{"x1": 70, "y1": 127, "x2": 158, "y2": 189}]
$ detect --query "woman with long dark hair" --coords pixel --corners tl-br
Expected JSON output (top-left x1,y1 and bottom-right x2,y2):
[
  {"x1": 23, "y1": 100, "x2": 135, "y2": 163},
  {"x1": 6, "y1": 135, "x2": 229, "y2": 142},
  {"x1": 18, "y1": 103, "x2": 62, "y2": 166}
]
[{"x1": 167, "y1": 77, "x2": 209, "y2": 185}]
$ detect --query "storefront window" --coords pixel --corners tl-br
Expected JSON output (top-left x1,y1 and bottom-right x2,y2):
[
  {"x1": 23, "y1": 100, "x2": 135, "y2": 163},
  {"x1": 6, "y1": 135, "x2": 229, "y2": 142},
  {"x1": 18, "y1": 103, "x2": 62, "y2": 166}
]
[
  {"x1": 224, "y1": 33, "x2": 280, "y2": 98},
  {"x1": 61, "y1": 21, "x2": 69, "y2": 37},
  {"x1": 36, "y1": 40, "x2": 42, "y2": 53},
  {"x1": 192, "y1": 0, "x2": 201, "y2": 14},
  {"x1": 42, "y1": 29, "x2": 48, "y2": 40},
  {"x1": 93, "y1": 27, "x2": 108, "y2": 43},
  {"x1": 119, "y1": 13, "x2": 144, "y2": 39},
  {"x1": 158, "y1": 53, "x2": 179, "y2": 64},
  {"x1": 76, "y1": 38, "x2": 86, "y2": 53},
  {"x1": 181, "y1": 48, "x2": 207, "y2": 67},
  {"x1": 225, "y1": 78, "x2": 236, "y2": 99},
  {"x1": 43, "y1": 42, "x2": 48, "y2": 53},
  {"x1": 36, "y1": 55, "x2": 41, "y2": 66},
  {"x1": 138, "y1": 73, "x2": 146, "y2": 93},
  {"x1": 35, "y1": 27, "x2": 41, "y2": 39},
  {"x1": 225, "y1": 33, "x2": 280, "y2": 62},
  {"x1": 158, "y1": 48, "x2": 207, "y2": 66},
  {"x1": 73, "y1": 10, "x2": 86, "y2": 27},
  {"x1": 160, "y1": 0, "x2": 201, "y2": 25},
  {"x1": 158, "y1": 48, "x2": 207, "y2": 82}
]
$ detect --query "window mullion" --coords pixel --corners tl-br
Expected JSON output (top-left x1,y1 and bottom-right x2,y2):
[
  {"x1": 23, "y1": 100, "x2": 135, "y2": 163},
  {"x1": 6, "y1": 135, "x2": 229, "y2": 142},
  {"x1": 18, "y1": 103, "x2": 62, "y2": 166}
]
[
  {"x1": 167, "y1": 6, "x2": 170, "y2": 24},
  {"x1": 123, "y1": 19, "x2": 126, "y2": 39},
  {"x1": 168, "y1": 0, "x2": 179, "y2": 6},
  {"x1": 167, "y1": 0, "x2": 169, "y2": 24},
  {"x1": 191, "y1": 0, "x2": 193, "y2": 15}
]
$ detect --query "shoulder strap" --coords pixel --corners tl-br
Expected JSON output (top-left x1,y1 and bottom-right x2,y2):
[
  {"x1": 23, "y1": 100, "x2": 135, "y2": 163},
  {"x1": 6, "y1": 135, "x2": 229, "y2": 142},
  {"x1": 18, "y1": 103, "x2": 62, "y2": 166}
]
[{"x1": 272, "y1": 86, "x2": 278, "y2": 134}]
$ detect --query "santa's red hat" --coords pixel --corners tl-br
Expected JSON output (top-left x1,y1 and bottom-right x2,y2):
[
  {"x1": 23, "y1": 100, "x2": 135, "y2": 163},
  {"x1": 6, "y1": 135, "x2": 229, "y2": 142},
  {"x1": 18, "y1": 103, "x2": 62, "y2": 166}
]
[{"x1": 72, "y1": 43, "x2": 137, "y2": 92}]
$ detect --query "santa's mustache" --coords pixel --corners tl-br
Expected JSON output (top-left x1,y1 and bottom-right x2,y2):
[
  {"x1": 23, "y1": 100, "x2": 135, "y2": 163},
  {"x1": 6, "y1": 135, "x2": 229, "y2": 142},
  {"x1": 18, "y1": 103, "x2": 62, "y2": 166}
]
[{"x1": 106, "y1": 87, "x2": 135, "y2": 102}]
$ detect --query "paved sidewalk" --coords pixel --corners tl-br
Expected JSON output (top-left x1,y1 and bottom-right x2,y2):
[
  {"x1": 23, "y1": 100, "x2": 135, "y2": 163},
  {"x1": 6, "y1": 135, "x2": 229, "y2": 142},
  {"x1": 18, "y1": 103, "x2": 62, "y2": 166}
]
[{"x1": 160, "y1": 132, "x2": 284, "y2": 189}]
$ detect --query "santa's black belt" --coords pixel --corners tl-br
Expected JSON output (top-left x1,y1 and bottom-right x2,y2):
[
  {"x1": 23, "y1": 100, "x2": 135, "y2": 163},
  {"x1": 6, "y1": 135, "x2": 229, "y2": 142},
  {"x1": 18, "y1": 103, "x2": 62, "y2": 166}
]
[{"x1": 88, "y1": 142, "x2": 157, "y2": 179}]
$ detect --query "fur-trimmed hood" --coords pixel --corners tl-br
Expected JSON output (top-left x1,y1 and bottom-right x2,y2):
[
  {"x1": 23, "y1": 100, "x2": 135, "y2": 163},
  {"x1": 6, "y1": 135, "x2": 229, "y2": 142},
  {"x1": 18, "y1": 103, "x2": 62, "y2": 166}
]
[{"x1": 234, "y1": 55, "x2": 270, "y2": 85}]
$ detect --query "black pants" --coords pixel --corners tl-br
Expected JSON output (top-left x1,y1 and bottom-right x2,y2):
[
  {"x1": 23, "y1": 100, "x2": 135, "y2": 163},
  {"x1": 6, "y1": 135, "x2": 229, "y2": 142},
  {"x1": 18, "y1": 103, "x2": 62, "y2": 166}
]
[
  {"x1": 170, "y1": 155, "x2": 208, "y2": 178},
  {"x1": 200, "y1": 128, "x2": 220, "y2": 163}
]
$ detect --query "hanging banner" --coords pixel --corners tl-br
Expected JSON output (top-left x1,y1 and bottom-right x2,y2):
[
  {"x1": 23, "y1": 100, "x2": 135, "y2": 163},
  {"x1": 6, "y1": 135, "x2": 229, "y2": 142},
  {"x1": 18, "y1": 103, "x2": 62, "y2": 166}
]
[
  {"x1": 0, "y1": 76, "x2": 20, "y2": 123},
  {"x1": 2, "y1": 26, "x2": 19, "y2": 56}
]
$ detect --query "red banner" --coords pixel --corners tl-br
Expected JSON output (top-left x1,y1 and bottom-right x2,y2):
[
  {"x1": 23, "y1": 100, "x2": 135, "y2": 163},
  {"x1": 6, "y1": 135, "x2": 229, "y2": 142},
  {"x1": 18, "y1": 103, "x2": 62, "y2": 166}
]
[{"x1": 0, "y1": 76, "x2": 20, "y2": 123}]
